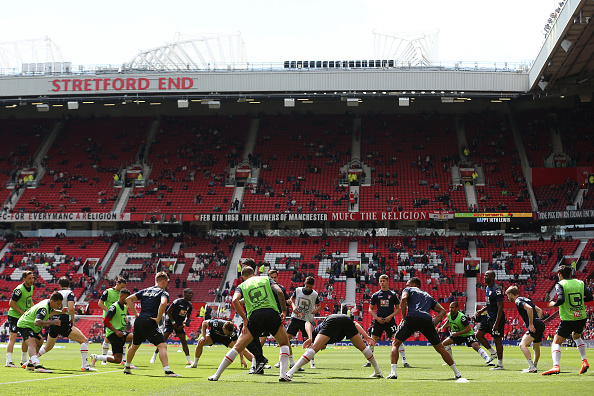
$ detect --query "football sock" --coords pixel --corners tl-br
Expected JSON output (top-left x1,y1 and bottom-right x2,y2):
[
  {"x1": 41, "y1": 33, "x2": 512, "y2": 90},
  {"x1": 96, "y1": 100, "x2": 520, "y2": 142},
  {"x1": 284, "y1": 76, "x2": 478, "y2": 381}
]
[
  {"x1": 213, "y1": 348, "x2": 238, "y2": 378},
  {"x1": 399, "y1": 345, "x2": 407, "y2": 363},
  {"x1": 163, "y1": 365, "x2": 170, "y2": 373},
  {"x1": 279, "y1": 345, "x2": 290, "y2": 376},
  {"x1": 552, "y1": 343, "x2": 561, "y2": 366},
  {"x1": 21, "y1": 352, "x2": 28, "y2": 364},
  {"x1": 391, "y1": 363, "x2": 397, "y2": 375},
  {"x1": 31, "y1": 355, "x2": 40, "y2": 366},
  {"x1": 527, "y1": 358, "x2": 535, "y2": 369},
  {"x1": 122, "y1": 349, "x2": 126, "y2": 362},
  {"x1": 95, "y1": 355, "x2": 108, "y2": 362},
  {"x1": 186, "y1": 355, "x2": 191, "y2": 363},
  {"x1": 488, "y1": 347, "x2": 496, "y2": 355},
  {"x1": 102, "y1": 342, "x2": 109, "y2": 355},
  {"x1": 450, "y1": 363, "x2": 461, "y2": 376},
  {"x1": 80, "y1": 343, "x2": 89, "y2": 368},
  {"x1": 370, "y1": 345, "x2": 374, "y2": 353},
  {"x1": 497, "y1": 359, "x2": 503, "y2": 367},
  {"x1": 289, "y1": 354, "x2": 295, "y2": 365},
  {"x1": 6, "y1": 352, "x2": 12, "y2": 364},
  {"x1": 288, "y1": 348, "x2": 315, "y2": 376},
  {"x1": 38, "y1": 346, "x2": 47, "y2": 357},
  {"x1": 362, "y1": 346, "x2": 381, "y2": 374},
  {"x1": 444, "y1": 345, "x2": 453, "y2": 359},
  {"x1": 250, "y1": 358, "x2": 256, "y2": 369},
  {"x1": 151, "y1": 352, "x2": 158, "y2": 361},
  {"x1": 478, "y1": 348, "x2": 490, "y2": 361},
  {"x1": 575, "y1": 338, "x2": 587, "y2": 360}
]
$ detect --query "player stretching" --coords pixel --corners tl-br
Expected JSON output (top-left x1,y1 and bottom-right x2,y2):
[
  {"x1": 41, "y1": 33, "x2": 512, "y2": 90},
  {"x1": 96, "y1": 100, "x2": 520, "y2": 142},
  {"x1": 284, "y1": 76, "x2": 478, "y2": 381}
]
[
  {"x1": 186, "y1": 319, "x2": 252, "y2": 368},
  {"x1": 505, "y1": 286, "x2": 545, "y2": 373},
  {"x1": 17, "y1": 292, "x2": 63, "y2": 373},
  {"x1": 36, "y1": 277, "x2": 96, "y2": 371},
  {"x1": 208, "y1": 266, "x2": 292, "y2": 382},
  {"x1": 125, "y1": 271, "x2": 181, "y2": 377},
  {"x1": 388, "y1": 277, "x2": 462, "y2": 380},
  {"x1": 474, "y1": 270, "x2": 506, "y2": 370},
  {"x1": 287, "y1": 314, "x2": 382, "y2": 379},
  {"x1": 363, "y1": 274, "x2": 410, "y2": 369},
  {"x1": 150, "y1": 288, "x2": 194, "y2": 366},
  {"x1": 91, "y1": 289, "x2": 134, "y2": 365},
  {"x1": 281, "y1": 276, "x2": 320, "y2": 370},
  {"x1": 5, "y1": 271, "x2": 33, "y2": 368},
  {"x1": 542, "y1": 265, "x2": 592, "y2": 375},
  {"x1": 98, "y1": 277, "x2": 127, "y2": 365},
  {"x1": 438, "y1": 301, "x2": 495, "y2": 366}
]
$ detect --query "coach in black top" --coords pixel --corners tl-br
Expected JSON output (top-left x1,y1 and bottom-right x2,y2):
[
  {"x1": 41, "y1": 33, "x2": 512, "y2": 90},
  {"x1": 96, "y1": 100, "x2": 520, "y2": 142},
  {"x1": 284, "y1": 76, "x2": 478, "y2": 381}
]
[
  {"x1": 389, "y1": 277, "x2": 461, "y2": 380},
  {"x1": 125, "y1": 271, "x2": 180, "y2": 377}
]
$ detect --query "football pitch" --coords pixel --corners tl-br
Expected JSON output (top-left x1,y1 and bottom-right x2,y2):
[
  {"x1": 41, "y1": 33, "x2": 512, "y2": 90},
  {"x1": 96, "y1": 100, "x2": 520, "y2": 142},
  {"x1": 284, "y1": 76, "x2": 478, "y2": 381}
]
[{"x1": 0, "y1": 344, "x2": 592, "y2": 395}]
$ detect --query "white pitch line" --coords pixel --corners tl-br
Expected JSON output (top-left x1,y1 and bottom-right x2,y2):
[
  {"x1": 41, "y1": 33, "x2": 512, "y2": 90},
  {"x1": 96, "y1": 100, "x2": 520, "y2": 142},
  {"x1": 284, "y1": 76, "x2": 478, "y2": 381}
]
[{"x1": 0, "y1": 370, "x2": 121, "y2": 385}]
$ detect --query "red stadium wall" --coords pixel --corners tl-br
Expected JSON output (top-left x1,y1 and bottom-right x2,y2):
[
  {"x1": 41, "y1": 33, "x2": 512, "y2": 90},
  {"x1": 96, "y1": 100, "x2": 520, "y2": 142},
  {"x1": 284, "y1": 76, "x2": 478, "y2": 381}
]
[{"x1": 531, "y1": 167, "x2": 594, "y2": 188}]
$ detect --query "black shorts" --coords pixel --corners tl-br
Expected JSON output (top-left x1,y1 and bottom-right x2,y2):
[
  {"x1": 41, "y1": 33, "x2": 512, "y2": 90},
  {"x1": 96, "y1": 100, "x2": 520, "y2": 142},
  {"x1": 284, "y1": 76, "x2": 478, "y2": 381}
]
[
  {"x1": 526, "y1": 320, "x2": 545, "y2": 343},
  {"x1": 557, "y1": 319, "x2": 587, "y2": 339},
  {"x1": 477, "y1": 316, "x2": 507, "y2": 338},
  {"x1": 49, "y1": 315, "x2": 73, "y2": 338},
  {"x1": 371, "y1": 318, "x2": 397, "y2": 339},
  {"x1": 17, "y1": 327, "x2": 42, "y2": 342},
  {"x1": 163, "y1": 320, "x2": 186, "y2": 336},
  {"x1": 7, "y1": 316, "x2": 19, "y2": 334},
  {"x1": 451, "y1": 334, "x2": 478, "y2": 347},
  {"x1": 318, "y1": 315, "x2": 358, "y2": 344},
  {"x1": 287, "y1": 318, "x2": 307, "y2": 337},
  {"x1": 209, "y1": 333, "x2": 234, "y2": 347},
  {"x1": 107, "y1": 331, "x2": 129, "y2": 355},
  {"x1": 395, "y1": 316, "x2": 441, "y2": 345},
  {"x1": 246, "y1": 308, "x2": 282, "y2": 339},
  {"x1": 132, "y1": 317, "x2": 165, "y2": 346}
]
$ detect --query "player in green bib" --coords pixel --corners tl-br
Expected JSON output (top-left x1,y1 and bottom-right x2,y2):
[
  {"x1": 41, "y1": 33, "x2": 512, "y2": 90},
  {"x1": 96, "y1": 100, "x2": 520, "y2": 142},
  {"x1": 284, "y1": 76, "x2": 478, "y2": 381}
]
[
  {"x1": 208, "y1": 265, "x2": 291, "y2": 382},
  {"x1": 16, "y1": 291, "x2": 64, "y2": 373},
  {"x1": 438, "y1": 302, "x2": 495, "y2": 366},
  {"x1": 98, "y1": 277, "x2": 127, "y2": 364},
  {"x1": 5, "y1": 270, "x2": 34, "y2": 368},
  {"x1": 543, "y1": 265, "x2": 593, "y2": 376},
  {"x1": 91, "y1": 289, "x2": 134, "y2": 366}
]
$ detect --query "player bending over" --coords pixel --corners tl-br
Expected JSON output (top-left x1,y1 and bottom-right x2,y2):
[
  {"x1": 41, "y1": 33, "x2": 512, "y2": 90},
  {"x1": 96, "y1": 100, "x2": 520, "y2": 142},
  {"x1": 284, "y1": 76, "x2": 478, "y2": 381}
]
[
  {"x1": 438, "y1": 301, "x2": 495, "y2": 366},
  {"x1": 17, "y1": 292, "x2": 64, "y2": 373},
  {"x1": 505, "y1": 286, "x2": 545, "y2": 373},
  {"x1": 150, "y1": 288, "x2": 194, "y2": 366},
  {"x1": 35, "y1": 277, "x2": 96, "y2": 371},
  {"x1": 186, "y1": 319, "x2": 252, "y2": 368},
  {"x1": 287, "y1": 314, "x2": 382, "y2": 379},
  {"x1": 388, "y1": 277, "x2": 462, "y2": 380},
  {"x1": 92, "y1": 288, "x2": 134, "y2": 365}
]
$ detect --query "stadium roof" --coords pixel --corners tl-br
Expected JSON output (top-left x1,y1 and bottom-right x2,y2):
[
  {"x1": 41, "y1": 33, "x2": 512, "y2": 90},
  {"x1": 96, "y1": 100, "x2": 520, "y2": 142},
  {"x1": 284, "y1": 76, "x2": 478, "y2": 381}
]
[{"x1": 529, "y1": 0, "x2": 594, "y2": 101}]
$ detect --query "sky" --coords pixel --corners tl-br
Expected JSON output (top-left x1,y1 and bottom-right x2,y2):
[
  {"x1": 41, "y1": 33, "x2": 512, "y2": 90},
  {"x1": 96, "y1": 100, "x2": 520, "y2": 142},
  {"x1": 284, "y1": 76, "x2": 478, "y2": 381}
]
[{"x1": 0, "y1": 0, "x2": 562, "y2": 68}]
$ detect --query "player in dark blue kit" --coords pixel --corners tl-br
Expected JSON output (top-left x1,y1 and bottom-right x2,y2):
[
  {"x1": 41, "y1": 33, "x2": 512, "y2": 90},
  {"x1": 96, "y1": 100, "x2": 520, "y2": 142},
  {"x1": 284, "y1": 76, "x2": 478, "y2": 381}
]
[
  {"x1": 125, "y1": 271, "x2": 181, "y2": 377},
  {"x1": 150, "y1": 288, "x2": 193, "y2": 366},
  {"x1": 475, "y1": 270, "x2": 506, "y2": 370},
  {"x1": 389, "y1": 277, "x2": 462, "y2": 380},
  {"x1": 187, "y1": 319, "x2": 252, "y2": 368},
  {"x1": 506, "y1": 286, "x2": 545, "y2": 373},
  {"x1": 363, "y1": 274, "x2": 410, "y2": 368}
]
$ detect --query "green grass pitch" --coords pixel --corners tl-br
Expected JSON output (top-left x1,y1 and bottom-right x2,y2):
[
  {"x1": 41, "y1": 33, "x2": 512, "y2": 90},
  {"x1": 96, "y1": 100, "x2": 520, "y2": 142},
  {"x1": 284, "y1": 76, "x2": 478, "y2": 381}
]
[{"x1": 0, "y1": 343, "x2": 592, "y2": 395}]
